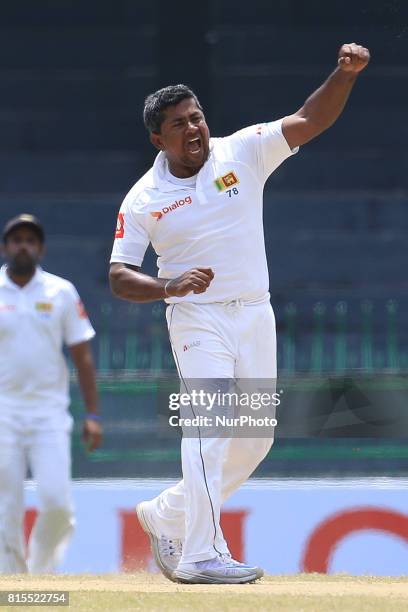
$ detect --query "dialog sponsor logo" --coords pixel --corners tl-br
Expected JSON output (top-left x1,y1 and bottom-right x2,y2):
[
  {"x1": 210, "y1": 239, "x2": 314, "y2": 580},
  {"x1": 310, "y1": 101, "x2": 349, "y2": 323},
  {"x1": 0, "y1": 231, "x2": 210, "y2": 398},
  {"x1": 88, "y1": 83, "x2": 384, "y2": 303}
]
[
  {"x1": 183, "y1": 340, "x2": 201, "y2": 351},
  {"x1": 0, "y1": 304, "x2": 16, "y2": 312},
  {"x1": 151, "y1": 196, "x2": 192, "y2": 220}
]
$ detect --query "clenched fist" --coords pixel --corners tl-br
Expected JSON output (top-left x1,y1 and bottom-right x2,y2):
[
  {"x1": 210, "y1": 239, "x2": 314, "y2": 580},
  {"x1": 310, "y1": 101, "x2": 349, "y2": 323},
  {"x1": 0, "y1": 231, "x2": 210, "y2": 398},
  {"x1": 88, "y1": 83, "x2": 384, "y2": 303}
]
[
  {"x1": 165, "y1": 267, "x2": 214, "y2": 297},
  {"x1": 83, "y1": 418, "x2": 103, "y2": 452},
  {"x1": 338, "y1": 43, "x2": 370, "y2": 73}
]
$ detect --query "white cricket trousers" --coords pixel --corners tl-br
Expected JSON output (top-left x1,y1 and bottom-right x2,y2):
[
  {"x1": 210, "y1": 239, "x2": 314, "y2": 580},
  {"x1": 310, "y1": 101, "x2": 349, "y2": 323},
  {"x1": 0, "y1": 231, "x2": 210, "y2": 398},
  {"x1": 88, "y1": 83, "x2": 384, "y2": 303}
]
[
  {"x1": 0, "y1": 412, "x2": 75, "y2": 574},
  {"x1": 151, "y1": 300, "x2": 276, "y2": 563}
]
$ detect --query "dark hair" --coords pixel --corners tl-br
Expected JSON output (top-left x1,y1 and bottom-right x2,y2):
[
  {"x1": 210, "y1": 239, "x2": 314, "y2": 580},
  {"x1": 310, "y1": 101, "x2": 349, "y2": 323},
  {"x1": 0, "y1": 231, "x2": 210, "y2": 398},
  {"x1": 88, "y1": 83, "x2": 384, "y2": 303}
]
[{"x1": 143, "y1": 84, "x2": 203, "y2": 134}]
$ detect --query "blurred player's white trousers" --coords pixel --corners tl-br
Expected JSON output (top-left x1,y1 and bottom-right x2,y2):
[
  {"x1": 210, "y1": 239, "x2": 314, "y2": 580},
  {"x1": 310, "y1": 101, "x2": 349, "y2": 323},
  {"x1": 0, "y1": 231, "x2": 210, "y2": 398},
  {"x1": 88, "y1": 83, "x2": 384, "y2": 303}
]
[
  {"x1": 151, "y1": 300, "x2": 276, "y2": 563},
  {"x1": 0, "y1": 411, "x2": 74, "y2": 574}
]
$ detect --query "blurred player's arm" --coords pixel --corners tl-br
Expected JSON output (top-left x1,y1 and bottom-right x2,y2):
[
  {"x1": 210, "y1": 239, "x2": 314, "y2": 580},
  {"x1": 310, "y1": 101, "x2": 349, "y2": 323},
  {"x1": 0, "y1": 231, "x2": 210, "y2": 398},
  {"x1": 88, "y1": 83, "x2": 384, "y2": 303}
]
[
  {"x1": 109, "y1": 262, "x2": 214, "y2": 302},
  {"x1": 282, "y1": 43, "x2": 370, "y2": 150},
  {"x1": 69, "y1": 341, "x2": 102, "y2": 452}
]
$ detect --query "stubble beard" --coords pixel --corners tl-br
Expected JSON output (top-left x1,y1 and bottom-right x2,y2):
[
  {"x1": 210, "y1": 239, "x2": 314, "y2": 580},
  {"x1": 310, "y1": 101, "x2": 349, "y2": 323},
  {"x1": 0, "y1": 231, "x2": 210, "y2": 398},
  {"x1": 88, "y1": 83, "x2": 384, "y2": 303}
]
[{"x1": 8, "y1": 255, "x2": 37, "y2": 276}]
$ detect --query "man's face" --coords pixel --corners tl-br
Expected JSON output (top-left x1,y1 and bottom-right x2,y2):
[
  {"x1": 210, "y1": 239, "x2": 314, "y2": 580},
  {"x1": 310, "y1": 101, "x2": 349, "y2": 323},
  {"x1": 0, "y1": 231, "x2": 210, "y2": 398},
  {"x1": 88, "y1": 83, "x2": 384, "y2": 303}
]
[
  {"x1": 150, "y1": 98, "x2": 210, "y2": 177},
  {"x1": 3, "y1": 226, "x2": 44, "y2": 275}
]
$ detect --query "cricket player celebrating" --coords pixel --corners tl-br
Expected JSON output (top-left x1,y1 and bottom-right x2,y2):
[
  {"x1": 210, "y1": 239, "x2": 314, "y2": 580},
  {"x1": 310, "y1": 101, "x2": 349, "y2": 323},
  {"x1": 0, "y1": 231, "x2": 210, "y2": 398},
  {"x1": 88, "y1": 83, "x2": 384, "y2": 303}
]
[
  {"x1": 0, "y1": 214, "x2": 102, "y2": 574},
  {"x1": 110, "y1": 44, "x2": 370, "y2": 583}
]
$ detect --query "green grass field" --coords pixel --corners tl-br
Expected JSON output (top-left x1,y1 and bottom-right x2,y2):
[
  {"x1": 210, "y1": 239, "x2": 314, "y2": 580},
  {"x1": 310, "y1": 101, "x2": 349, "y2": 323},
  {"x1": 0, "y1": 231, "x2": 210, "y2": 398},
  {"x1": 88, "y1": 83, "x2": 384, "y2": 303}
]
[{"x1": 1, "y1": 574, "x2": 408, "y2": 611}]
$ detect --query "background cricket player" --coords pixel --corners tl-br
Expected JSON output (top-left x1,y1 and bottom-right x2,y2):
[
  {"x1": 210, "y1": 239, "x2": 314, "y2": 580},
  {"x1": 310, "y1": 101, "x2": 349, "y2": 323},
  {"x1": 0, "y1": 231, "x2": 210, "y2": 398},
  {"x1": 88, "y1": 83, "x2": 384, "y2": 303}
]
[
  {"x1": 0, "y1": 214, "x2": 102, "y2": 574},
  {"x1": 109, "y1": 43, "x2": 370, "y2": 583}
]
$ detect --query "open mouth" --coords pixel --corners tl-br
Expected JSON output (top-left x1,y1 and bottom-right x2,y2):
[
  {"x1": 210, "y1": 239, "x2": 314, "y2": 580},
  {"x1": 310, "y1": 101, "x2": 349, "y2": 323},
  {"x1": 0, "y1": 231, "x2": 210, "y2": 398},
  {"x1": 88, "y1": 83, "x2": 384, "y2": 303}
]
[{"x1": 186, "y1": 137, "x2": 202, "y2": 154}]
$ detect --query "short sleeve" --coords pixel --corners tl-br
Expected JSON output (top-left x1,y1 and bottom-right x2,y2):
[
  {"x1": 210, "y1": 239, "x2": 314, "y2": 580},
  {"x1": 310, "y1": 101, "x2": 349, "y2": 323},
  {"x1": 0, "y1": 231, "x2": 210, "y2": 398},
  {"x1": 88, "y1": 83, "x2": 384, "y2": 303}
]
[
  {"x1": 62, "y1": 283, "x2": 95, "y2": 347},
  {"x1": 110, "y1": 200, "x2": 150, "y2": 267},
  {"x1": 227, "y1": 118, "x2": 299, "y2": 184}
]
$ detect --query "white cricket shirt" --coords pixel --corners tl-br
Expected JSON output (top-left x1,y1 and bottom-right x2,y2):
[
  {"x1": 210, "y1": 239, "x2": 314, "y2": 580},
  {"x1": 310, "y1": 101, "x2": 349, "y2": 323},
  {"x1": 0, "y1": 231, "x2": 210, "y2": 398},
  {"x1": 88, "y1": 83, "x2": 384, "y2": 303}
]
[
  {"x1": 110, "y1": 119, "x2": 298, "y2": 303},
  {"x1": 0, "y1": 266, "x2": 95, "y2": 414}
]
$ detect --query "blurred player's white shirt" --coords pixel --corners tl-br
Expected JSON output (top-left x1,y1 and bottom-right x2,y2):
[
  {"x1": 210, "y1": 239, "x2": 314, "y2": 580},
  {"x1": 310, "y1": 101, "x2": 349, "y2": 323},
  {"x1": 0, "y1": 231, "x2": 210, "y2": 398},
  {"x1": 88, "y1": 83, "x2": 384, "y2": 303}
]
[
  {"x1": 0, "y1": 266, "x2": 95, "y2": 416},
  {"x1": 110, "y1": 118, "x2": 298, "y2": 303}
]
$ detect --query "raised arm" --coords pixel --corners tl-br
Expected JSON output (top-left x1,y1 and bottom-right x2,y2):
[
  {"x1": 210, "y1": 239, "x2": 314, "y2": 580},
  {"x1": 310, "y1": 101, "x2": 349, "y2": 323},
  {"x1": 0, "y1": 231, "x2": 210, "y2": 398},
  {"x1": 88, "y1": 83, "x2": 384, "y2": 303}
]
[{"x1": 282, "y1": 43, "x2": 370, "y2": 150}]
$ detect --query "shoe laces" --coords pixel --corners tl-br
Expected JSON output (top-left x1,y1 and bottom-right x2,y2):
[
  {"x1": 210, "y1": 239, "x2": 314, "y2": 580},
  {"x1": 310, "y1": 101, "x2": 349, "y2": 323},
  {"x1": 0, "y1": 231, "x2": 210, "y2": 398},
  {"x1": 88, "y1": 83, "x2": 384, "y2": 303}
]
[
  {"x1": 220, "y1": 553, "x2": 246, "y2": 567},
  {"x1": 158, "y1": 536, "x2": 182, "y2": 558}
]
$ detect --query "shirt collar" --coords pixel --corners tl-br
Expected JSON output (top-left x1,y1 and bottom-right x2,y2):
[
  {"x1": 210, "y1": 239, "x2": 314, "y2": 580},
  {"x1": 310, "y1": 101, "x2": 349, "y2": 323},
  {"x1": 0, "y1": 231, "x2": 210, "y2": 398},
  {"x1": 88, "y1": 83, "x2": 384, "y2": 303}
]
[
  {"x1": 0, "y1": 265, "x2": 44, "y2": 290},
  {"x1": 152, "y1": 140, "x2": 216, "y2": 193}
]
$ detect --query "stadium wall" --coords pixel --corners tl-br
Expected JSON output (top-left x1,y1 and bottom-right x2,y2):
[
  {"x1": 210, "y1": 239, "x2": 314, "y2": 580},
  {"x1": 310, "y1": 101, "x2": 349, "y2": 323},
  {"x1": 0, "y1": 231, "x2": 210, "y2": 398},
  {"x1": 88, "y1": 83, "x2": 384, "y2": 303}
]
[{"x1": 24, "y1": 478, "x2": 408, "y2": 575}]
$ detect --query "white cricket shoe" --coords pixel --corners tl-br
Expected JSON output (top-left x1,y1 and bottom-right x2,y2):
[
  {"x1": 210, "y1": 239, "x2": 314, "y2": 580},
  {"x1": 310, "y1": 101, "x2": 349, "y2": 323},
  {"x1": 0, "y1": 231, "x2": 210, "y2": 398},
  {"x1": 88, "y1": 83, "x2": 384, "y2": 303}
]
[
  {"x1": 174, "y1": 554, "x2": 261, "y2": 584},
  {"x1": 220, "y1": 553, "x2": 264, "y2": 580},
  {"x1": 136, "y1": 500, "x2": 182, "y2": 582}
]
